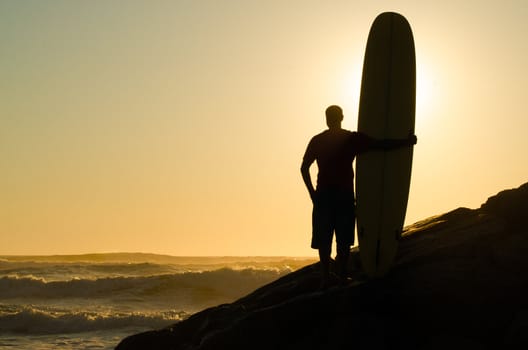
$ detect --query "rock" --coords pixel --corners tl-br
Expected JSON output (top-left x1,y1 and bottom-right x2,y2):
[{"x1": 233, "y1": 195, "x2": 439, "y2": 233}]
[
  {"x1": 480, "y1": 182, "x2": 528, "y2": 229},
  {"x1": 116, "y1": 183, "x2": 528, "y2": 350}
]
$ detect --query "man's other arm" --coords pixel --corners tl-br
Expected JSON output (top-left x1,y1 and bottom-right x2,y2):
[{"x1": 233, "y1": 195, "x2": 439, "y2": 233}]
[
  {"x1": 301, "y1": 159, "x2": 316, "y2": 203},
  {"x1": 301, "y1": 139, "x2": 317, "y2": 203}
]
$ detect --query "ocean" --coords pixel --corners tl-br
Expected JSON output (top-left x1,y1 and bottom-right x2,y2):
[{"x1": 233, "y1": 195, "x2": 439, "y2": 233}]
[{"x1": 0, "y1": 254, "x2": 315, "y2": 349}]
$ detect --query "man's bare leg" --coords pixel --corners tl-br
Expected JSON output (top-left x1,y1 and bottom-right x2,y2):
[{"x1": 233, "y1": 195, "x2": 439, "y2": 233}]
[
  {"x1": 318, "y1": 246, "x2": 331, "y2": 289},
  {"x1": 336, "y1": 244, "x2": 350, "y2": 284}
]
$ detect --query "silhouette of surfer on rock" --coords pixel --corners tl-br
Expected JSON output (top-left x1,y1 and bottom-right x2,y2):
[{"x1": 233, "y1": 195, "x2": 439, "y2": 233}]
[{"x1": 301, "y1": 105, "x2": 416, "y2": 289}]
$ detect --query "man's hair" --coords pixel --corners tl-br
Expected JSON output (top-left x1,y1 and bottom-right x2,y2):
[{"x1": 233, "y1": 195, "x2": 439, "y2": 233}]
[{"x1": 325, "y1": 105, "x2": 343, "y2": 126}]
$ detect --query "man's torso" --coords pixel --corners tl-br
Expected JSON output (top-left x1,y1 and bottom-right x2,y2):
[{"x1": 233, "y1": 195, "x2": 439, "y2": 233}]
[{"x1": 303, "y1": 129, "x2": 370, "y2": 192}]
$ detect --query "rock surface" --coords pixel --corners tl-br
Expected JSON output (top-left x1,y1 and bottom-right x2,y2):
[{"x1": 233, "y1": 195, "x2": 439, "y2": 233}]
[{"x1": 116, "y1": 183, "x2": 528, "y2": 349}]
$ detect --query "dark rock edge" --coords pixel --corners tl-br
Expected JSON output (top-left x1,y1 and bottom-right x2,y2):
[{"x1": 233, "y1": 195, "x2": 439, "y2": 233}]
[{"x1": 117, "y1": 183, "x2": 528, "y2": 350}]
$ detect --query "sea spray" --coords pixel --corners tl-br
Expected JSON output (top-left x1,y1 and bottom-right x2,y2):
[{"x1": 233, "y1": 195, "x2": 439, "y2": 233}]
[
  {"x1": 0, "y1": 268, "x2": 290, "y2": 301},
  {"x1": 0, "y1": 304, "x2": 187, "y2": 334},
  {"x1": 0, "y1": 254, "x2": 315, "y2": 349}
]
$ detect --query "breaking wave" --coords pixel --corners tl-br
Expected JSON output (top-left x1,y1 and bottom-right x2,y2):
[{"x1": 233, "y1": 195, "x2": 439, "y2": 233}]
[
  {"x1": 0, "y1": 304, "x2": 186, "y2": 334},
  {"x1": 0, "y1": 256, "x2": 315, "y2": 338},
  {"x1": 0, "y1": 267, "x2": 288, "y2": 301}
]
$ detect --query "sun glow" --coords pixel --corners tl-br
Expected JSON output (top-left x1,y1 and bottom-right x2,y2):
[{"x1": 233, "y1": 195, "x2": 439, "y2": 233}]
[
  {"x1": 340, "y1": 63, "x2": 363, "y2": 120},
  {"x1": 416, "y1": 61, "x2": 435, "y2": 117},
  {"x1": 342, "y1": 60, "x2": 434, "y2": 128}
]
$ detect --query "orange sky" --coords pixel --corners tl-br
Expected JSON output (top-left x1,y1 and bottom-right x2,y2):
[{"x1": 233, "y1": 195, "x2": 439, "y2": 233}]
[{"x1": 1, "y1": 1, "x2": 527, "y2": 256}]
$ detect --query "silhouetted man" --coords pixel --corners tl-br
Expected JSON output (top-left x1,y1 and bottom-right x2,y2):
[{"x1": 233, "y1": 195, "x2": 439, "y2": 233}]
[{"x1": 301, "y1": 105, "x2": 416, "y2": 288}]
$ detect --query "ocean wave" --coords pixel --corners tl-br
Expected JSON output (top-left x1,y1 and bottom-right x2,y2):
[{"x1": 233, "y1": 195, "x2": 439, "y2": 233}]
[
  {"x1": 0, "y1": 261, "x2": 181, "y2": 281},
  {"x1": 0, "y1": 267, "x2": 289, "y2": 301},
  {"x1": 0, "y1": 257, "x2": 313, "y2": 282},
  {"x1": 0, "y1": 305, "x2": 186, "y2": 334}
]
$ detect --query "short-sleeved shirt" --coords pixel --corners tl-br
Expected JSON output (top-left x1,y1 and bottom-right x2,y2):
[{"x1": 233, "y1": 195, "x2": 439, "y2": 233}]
[{"x1": 302, "y1": 129, "x2": 371, "y2": 192}]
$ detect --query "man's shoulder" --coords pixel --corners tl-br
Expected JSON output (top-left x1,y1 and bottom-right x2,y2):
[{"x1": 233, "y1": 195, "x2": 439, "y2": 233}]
[
  {"x1": 312, "y1": 129, "x2": 355, "y2": 138},
  {"x1": 309, "y1": 130, "x2": 329, "y2": 143},
  {"x1": 308, "y1": 129, "x2": 358, "y2": 148}
]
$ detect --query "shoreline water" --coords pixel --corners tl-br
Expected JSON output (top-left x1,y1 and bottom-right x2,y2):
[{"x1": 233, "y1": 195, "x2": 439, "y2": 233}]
[{"x1": 0, "y1": 254, "x2": 316, "y2": 349}]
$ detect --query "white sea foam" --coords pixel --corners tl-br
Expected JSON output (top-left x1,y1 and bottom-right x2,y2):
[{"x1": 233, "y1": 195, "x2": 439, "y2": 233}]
[
  {"x1": 0, "y1": 256, "x2": 312, "y2": 281},
  {"x1": 0, "y1": 304, "x2": 185, "y2": 334},
  {"x1": 0, "y1": 267, "x2": 288, "y2": 301},
  {"x1": 0, "y1": 254, "x2": 315, "y2": 347}
]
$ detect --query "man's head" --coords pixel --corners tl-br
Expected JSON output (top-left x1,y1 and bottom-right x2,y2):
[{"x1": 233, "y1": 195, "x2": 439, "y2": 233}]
[{"x1": 325, "y1": 105, "x2": 343, "y2": 129}]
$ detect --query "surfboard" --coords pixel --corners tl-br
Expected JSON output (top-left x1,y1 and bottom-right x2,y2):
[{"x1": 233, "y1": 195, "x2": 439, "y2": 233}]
[{"x1": 356, "y1": 12, "x2": 416, "y2": 278}]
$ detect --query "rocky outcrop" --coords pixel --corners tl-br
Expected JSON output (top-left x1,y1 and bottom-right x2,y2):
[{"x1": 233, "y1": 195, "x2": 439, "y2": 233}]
[{"x1": 116, "y1": 183, "x2": 528, "y2": 350}]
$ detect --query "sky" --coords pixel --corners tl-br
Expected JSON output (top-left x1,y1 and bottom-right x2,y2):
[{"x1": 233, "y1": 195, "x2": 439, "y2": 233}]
[{"x1": 1, "y1": 1, "x2": 527, "y2": 256}]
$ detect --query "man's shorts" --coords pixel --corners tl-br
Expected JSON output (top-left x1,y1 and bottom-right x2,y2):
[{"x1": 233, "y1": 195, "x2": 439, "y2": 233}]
[{"x1": 311, "y1": 189, "x2": 355, "y2": 249}]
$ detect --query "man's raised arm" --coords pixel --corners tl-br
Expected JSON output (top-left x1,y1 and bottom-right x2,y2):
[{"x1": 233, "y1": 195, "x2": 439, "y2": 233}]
[{"x1": 367, "y1": 132, "x2": 417, "y2": 151}]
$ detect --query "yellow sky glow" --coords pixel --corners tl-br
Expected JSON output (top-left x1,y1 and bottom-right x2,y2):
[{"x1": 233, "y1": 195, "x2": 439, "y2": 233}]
[{"x1": 1, "y1": 1, "x2": 527, "y2": 256}]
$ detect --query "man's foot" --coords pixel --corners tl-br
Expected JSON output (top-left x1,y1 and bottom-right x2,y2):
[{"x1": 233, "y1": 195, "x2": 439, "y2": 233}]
[
  {"x1": 318, "y1": 272, "x2": 340, "y2": 291},
  {"x1": 338, "y1": 276, "x2": 353, "y2": 287}
]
